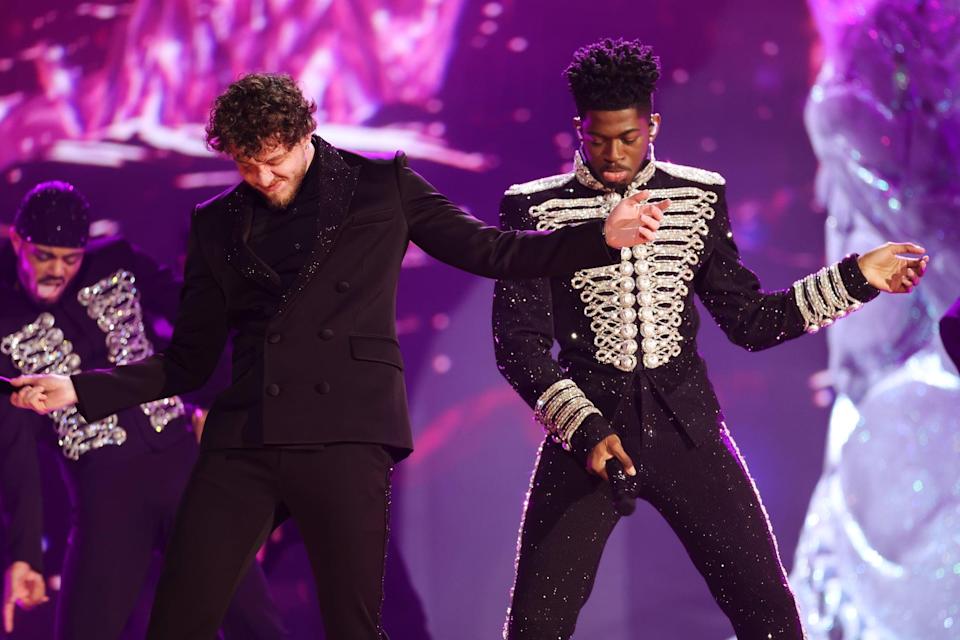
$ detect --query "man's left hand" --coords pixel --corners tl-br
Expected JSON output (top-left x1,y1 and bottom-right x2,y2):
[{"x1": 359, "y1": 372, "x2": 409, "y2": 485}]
[{"x1": 858, "y1": 243, "x2": 929, "y2": 293}]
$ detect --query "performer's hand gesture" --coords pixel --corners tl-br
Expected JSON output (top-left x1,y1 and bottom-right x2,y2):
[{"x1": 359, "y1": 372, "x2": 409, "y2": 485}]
[
  {"x1": 587, "y1": 433, "x2": 637, "y2": 482},
  {"x1": 8, "y1": 374, "x2": 78, "y2": 415},
  {"x1": 3, "y1": 561, "x2": 48, "y2": 633},
  {"x1": 858, "y1": 243, "x2": 929, "y2": 293},
  {"x1": 603, "y1": 191, "x2": 669, "y2": 249}
]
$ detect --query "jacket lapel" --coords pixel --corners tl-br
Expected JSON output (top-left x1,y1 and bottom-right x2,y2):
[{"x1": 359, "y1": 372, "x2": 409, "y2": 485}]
[
  {"x1": 277, "y1": 138, "x2": 360, "y2": 315},
  {"x1": 223, "y1": 187, "x2": 284, "y2": 294}
]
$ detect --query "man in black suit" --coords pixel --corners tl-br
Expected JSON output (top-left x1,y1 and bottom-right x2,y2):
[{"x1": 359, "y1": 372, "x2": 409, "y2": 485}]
[
  {"x1": 8, "y1": 74, "x2": 664, "y2": 639},
  {"x1": 942, "y1": 297, "x2": 960, "y2": 370},
  {"x1": 0, "y1": 182, "x2": 287, "y2": 638},
  {"x1": 493, "y1": 39, "x2": 929, "y2": 639}
]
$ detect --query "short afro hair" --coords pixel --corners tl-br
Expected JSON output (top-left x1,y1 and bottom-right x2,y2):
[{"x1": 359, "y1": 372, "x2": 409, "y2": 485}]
[
  {"x1": 565, "y1": 38, "x2": 661, "y2": 115},
  {"x1": 206, "y1": 73, "x2": 317, "y2": 159}
]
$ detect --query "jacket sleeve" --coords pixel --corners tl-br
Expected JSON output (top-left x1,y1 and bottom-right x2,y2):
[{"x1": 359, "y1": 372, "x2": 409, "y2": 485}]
[
  {"x1": 0, "y1": 399, "x2": 44, "y2": 572},
  {"x1": 72, "y1": 210, "x2": 229, "y2": 422},
  {"x1": 123, "y1": 240, "x2": 184, "y2": 321},
  {"x1": 398, "y1": 154, "x2": 614, "y2": 278},
  {"x1": 695, "y1": 186, "x2": 879, "y2": 351},
  {"x1": 941, "y1": 297, "x2": 960, "y2": 371},
  {"x1": 492, "y1": 194, "x2": 615, "y2": 456}
]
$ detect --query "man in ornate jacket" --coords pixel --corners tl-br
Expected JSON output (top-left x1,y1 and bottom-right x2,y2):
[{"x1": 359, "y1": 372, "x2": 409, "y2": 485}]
[
  {"x1": 0, "y1": 181, "x2": 287, "y2": 638},
  {"x1": 493, "y1": 39, "x2": 929, "y2": 639}
]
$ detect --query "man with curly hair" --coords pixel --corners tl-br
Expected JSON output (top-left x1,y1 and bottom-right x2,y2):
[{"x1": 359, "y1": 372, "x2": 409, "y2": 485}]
[
  {"x1": 8, "y1": 73, "x2": 667, "y2": 639},
  {"x1": 493, "y1": 38, "x2": 928, "y2": 639}
]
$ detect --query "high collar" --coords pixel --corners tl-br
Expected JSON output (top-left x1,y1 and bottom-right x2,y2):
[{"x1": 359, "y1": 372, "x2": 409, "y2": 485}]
[{"x1": 573, "y1": 148, "x2": 657, "y2": 193}]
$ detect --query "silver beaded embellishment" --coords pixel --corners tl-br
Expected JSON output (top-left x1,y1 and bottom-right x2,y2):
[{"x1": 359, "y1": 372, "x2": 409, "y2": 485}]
[
  {"x1": 792, "y1": 262, "x2": 864, "y2": 333},
  {"x1": 505, "y1": 172, "x2": 576, "y2": 197},
  {"x1": 528, "y1": 158, "x2": 719, "y2": 370},
  {"x1": 1, "y1": 313, "x2": 127, "y2": 460},
  {"x1": 535, "y1": 379, "x2": 601, "y2": 448},
  {"x1": 77, "y1": 270, "x2": 185, "y2": 432}
]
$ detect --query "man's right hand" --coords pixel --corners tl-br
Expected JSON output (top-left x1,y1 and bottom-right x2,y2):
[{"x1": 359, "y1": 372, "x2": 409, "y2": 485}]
[
  {"x1": 9, "y1": 374, "x2": 77, "y2": 415},
  {"x1": 586, "y1": 434, "x2": 636, "y2": 482},
  {"x1": 3, "y1": 561, "x2": 48, "y2": 633}
]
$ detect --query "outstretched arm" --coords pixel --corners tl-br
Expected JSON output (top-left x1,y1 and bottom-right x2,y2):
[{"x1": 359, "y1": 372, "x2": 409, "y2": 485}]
[
  {"x1": 695, "y1": 187, "x2": 926, "y2": 349},
  {"x1": 399, "y1": 153, "x2": 665, "y2": 278}
]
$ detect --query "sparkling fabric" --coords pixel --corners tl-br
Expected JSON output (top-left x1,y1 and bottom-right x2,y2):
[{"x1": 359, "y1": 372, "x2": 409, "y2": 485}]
[
  {"x1": 13, "y1": 181, "x2": 90, "y2": 248},
  {"x1": 77, "y1": 269, "x2": 185, "y2": 434},
  {"x1": 492, "y1": 157, "x2": 881, "y2": 638},
  {"x1": 790, "y1": 1, "x2": 960, "y2": 637},
  {"x1": 224, "y1": 136, "x2": 360, "y2": 315},
  {"x1": 1, "y1": 312, "x2": 127, "y2": 460},
  {"x1": 504, "y1": 377, "x2": 803, "y2": 639}
]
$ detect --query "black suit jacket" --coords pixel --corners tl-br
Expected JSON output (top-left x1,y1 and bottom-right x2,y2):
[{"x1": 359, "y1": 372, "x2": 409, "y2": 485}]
[
  {"x1": 942, "y1": 297, "x2": 960, "y2": 370},
  {"x1": 493, "y1": 160, "x2": 879, "y2": 454},
  {"x1": 72, "y1": 138, "x2": 614, "y2": 456}
]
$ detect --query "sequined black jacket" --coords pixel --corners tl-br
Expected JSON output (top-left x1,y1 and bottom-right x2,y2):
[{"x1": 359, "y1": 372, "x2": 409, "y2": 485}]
[
  {"x1": 71, "y1": 138, "x2": 615, "y2": 455},
  {"x1": 493, "y1": 157, "x2": 879, "y2": 455},
  {"x1": 0, "y1": 237, "x2": 189, "y2": 569}
]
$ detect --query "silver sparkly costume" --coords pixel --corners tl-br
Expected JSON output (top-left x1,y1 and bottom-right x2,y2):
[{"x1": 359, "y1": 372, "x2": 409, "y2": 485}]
[{"x1": 494, "y1": 152, "x2": 881, "y2": 639}]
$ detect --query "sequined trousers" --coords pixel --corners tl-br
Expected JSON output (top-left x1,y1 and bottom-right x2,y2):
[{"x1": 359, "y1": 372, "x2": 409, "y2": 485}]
[{"x1": 504, "y1": 378, "x2": 804, "y2": 639}]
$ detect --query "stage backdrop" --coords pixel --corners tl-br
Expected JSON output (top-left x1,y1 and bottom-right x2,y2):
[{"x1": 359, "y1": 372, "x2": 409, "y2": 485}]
[{"x1": 0, "y1": 0, "x2": 883, "y2": 638}]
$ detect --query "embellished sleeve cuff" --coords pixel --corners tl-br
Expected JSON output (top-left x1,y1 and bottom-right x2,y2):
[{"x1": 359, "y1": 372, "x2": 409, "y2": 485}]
[
  {"x1": 534, "y1": 379, "x2": 603, "y2": 450},
  {"x1": 792, "y1": 254, "x2": 880, "y2": 334},
  {"x1": 837, "y1": 254, "x2": 881, "y2": 303}
]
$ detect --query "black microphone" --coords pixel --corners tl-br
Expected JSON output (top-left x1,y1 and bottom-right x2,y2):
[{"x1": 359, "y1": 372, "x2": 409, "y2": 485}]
[{"x1": 606, "y1": 457, "x2": 641, "y2": 517}]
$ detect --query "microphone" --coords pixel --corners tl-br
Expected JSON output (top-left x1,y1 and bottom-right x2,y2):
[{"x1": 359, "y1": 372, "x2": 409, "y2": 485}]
[{"x1": 605, "y1": 457, "x2": 641, "y2": 517}]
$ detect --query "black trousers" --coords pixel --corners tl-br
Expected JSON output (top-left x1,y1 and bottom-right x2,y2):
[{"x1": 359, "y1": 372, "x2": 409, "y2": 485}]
[
  {"x1": 146, "y1": 443, "x2": 394, "y2": 640},
  {"x1": 504, "y1": 384, "x2": 804, "y2": 639},
  {"x1": 56, "y1": 434, "x2": 286, "y2": 640}
]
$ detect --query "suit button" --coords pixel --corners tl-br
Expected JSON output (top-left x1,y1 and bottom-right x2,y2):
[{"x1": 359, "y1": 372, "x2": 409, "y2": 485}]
[
  {"x1": 267, "y1": 333, "x2": 282, "y2": 344},
  {"x1": 266, "y1": 384, "x2": 280, "y2": 397},
  {"x1": 315, "y1": 382, "x2": 331, "y2": 394},
  {"x1": 318, "y1": 328, "x2": 334, "y2": 340},
  {"x1": 336, "y1": 281, "x2": 351, "y2": 293}
]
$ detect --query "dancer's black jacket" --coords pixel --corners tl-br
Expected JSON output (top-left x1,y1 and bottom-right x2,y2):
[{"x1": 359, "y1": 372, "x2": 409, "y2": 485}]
[{"x1": 493, "y1": 160, "x2": 880, "y2": 455}]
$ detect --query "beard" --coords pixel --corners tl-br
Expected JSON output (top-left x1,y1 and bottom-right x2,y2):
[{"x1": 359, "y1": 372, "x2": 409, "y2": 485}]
[{"x1": 261, "y1": 177, "x2": 301, "y2": 209}]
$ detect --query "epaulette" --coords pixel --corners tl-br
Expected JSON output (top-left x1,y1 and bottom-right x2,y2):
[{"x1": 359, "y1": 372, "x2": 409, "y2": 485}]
[
  {"x1": 655, "y1": 161, "x2": 725, "y2": 186},
  {"x1": 504, "y1": 172, "x2": 575, "y2": 196}
]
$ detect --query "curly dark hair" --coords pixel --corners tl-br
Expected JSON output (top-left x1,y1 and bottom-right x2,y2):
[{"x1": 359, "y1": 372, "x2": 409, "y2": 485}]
[
  {"x1": 565, "y1": 38, "x2": 661, "y2": 115},
  {"x1": 206, "y1": 73, "x2": 317, "y2": 158}
]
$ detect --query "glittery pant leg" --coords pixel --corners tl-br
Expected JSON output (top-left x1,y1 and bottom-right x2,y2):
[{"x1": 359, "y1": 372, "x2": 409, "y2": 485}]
[
  {"x1": 639, "y1": 420, "x2": 804, "y2": 639},
  {"x1": 504, "y1": 440, "x2": 621, "y2": 639}
]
